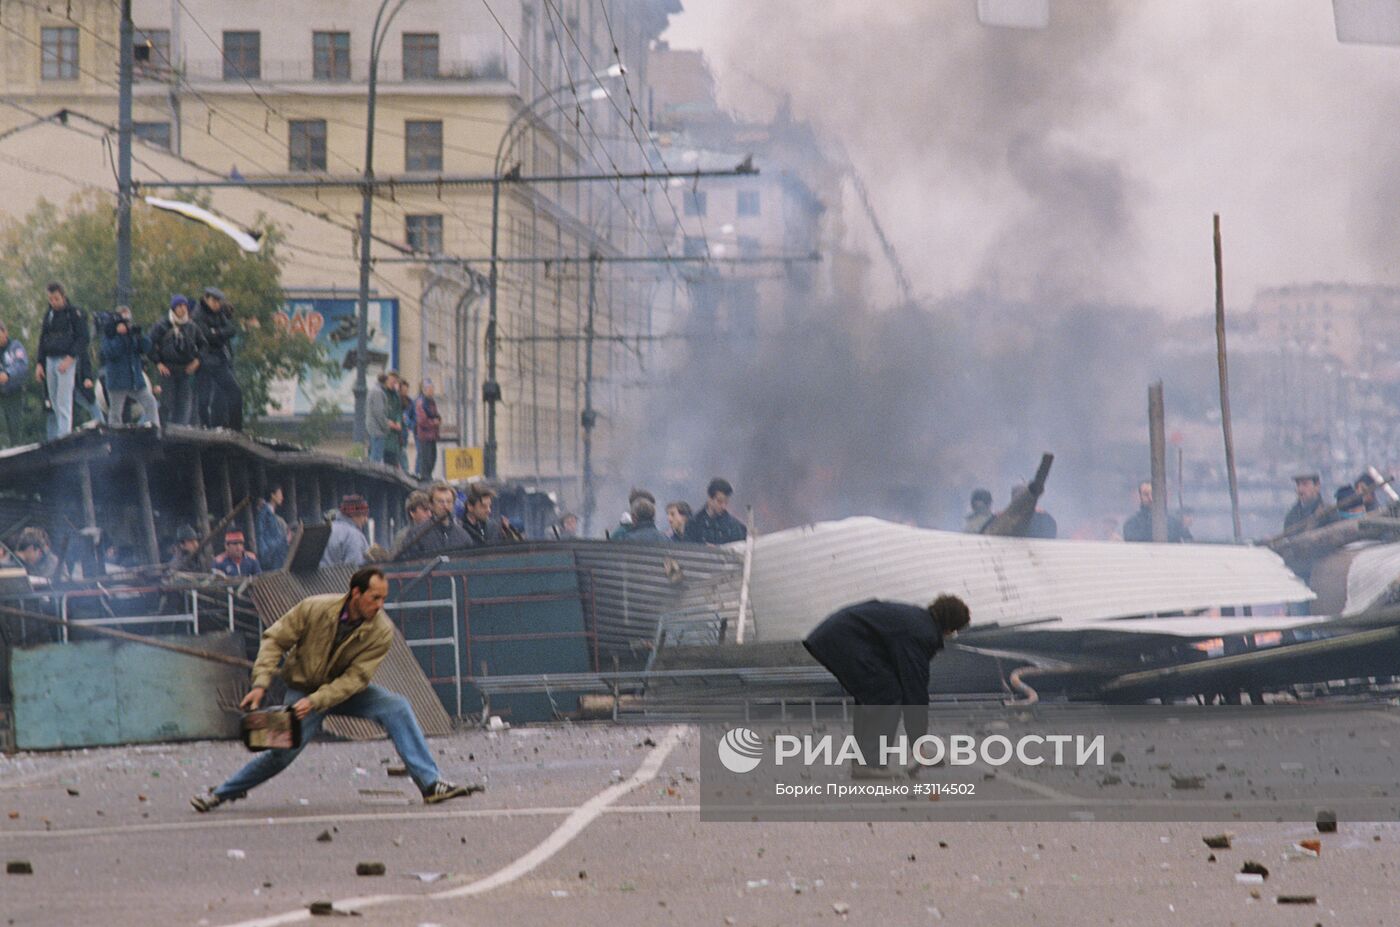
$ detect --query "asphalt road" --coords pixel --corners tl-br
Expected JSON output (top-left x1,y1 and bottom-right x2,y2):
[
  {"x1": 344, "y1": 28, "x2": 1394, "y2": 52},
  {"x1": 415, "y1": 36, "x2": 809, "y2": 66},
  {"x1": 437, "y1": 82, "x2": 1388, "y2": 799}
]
[{"x1": 2, "y1": 719, "x2": 1398, "y2": 926}]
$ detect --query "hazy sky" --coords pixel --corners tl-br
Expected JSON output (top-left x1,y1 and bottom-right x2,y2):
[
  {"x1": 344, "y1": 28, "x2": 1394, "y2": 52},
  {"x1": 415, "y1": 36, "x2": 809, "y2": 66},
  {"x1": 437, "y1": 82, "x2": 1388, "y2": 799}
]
[{"x1": 665, "y1": 1, "x2": 1400, "y2": 316}]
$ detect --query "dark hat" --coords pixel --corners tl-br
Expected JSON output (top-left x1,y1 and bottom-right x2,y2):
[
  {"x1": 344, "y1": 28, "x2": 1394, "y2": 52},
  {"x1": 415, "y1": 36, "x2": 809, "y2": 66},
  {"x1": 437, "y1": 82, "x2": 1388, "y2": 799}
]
[
  {"x1": 971, "y1": 488, "x2": 992, "y2": 506},
  {"x1": 170, "y1": 294, "x2": 189, "y2": 309},
  {"x1": 203, "y1": 286, "x2": 226, "y2": 300},
  {"x1": 1293, "y1": 472, "x2": 1321, "y2": 483},
  {"x1": 340, "y1": 494, "x2": 370, "y2": 517},
  {"x1": 224, "y1": 529, "x2": 245, "y2": 542},
  {"x1": 176, "y1": 524, "x2": 199, "y2": 542},
  {"x1": 1336, "y1": 487, "x2": 1363, "y2": 508}
]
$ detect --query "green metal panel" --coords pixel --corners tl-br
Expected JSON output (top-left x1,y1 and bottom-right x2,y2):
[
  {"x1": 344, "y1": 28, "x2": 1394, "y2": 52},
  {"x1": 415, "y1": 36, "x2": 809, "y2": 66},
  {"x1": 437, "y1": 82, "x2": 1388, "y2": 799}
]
[{"x1": 11, "y1": 633, "x2": 245, "y2": 750}]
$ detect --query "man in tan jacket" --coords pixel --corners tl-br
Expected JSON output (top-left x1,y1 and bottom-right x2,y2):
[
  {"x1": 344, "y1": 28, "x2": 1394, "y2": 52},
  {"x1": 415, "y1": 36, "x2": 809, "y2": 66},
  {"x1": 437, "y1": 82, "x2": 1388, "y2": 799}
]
[{"x1": 192, "y1": 566, "x2": 473, "y2": 810}]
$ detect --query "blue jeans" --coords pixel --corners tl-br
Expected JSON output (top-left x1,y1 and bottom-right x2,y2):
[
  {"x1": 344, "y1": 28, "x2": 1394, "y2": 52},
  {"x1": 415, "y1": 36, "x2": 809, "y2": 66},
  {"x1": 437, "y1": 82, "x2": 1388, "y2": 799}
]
[
  {"x1": 215, "y1": 684, "x2": 441, "y2": 799},
  {"x1": 44, "y1": 356, "x2": 75, "y2": 439},
  {"x1": 368, "y1": 436, "x2": 386, "y2": 464}
]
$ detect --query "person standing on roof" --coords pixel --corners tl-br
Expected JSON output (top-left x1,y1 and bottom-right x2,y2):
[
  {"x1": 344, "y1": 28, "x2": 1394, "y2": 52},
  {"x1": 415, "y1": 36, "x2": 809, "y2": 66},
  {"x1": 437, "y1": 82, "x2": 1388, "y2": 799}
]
[
  {"x1": 0, "y1": 320, "x2": 31, "y2": 448},
  {"x1": 193, "y1": 286, "x2": 243, "y2": 430},
  {"x1": 34, "y1": 282, "x2": 88, "y2": 439},
  {"x1": 100, "y1": 305, "x2": 160, "y2": 427},
  {"x1": 148, "y1": 295, "x2": 206, "y2": 426}
]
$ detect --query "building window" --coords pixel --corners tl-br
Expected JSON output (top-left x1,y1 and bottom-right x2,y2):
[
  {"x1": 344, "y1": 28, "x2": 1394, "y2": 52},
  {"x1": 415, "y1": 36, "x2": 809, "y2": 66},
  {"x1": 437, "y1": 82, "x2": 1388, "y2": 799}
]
[
  {"x1": 134, "y1": 121, "x2": 172, "y2": 150},
  {"x1": 684, "y1": 189, "x2": 707, "y2": 217},
  {"x1": 313, "y1": 32, "x2": 351, "y2": 81},
  {"x1": 40, "y1": 27, "x2": 79, "y2": 81},
  {"x1": 737, "y1": 190, "x2": 761, "y2": 217},
  {"x1": 223, "y1": 31, "x2": 260, "y2": 80},
  {"x1": 406, "y1": 215, "x2": 444, "y2": 253},
  {"x1": 134, "y1": 29, "x2": 170, "y2": 80},
  {"x1": 682, "y1": 235, "x2": 707, "y2": 258},
  {"x1": 288, "y1": 120, "x2": 327, "y2": 171},
  {"x1": 402, "y1": 32, "x2": 439, "y2": 79},
  {"x1": 404, "y1": 120, "x2": 443, "y2": 171}
]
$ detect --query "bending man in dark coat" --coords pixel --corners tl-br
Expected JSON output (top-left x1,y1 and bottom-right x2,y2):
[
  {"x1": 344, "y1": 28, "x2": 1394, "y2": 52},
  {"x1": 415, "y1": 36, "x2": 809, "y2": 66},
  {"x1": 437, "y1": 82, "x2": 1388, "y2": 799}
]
[{"x1": 804, "y1": 596, "x2": 970, "y2": 777}]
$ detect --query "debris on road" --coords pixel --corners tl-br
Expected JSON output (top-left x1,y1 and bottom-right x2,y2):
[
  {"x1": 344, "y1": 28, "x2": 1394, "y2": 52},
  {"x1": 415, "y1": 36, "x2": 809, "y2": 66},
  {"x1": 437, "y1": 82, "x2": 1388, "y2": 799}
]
[
  {"x1": 1239, "y1": 861, "x2": 1268, "y2": 879},
  {"x1": 407, "y1": 872, "x2": 445, "y2": 883},
  {"x1": 316, "y1": 830, "x2": 333, "y2": 843},
  {"x1": 1277, "y1": 895, "x2": 1317, "y2": 905},
  {"x1": 355, "y1": 862, "x2": 386, "y2": 876},
  {"x1": 1202, "y1": 834, "x2": 1231, "y2": 849},
  {"x1": 6, "y1": 860, "x2": 34, "y2": 875},
  {"x1": 1316, "y1": 810, "x2": 1338, "y2": 833},
  {"x1": 386, "y1": 766, "x2": 408, "y2": 777},
  {"x1": 833, "y1": 901, "x2": 850, "y2": 915},
  {"x1": 227, "y1": 849, "x2": 246, "y2": 861}
]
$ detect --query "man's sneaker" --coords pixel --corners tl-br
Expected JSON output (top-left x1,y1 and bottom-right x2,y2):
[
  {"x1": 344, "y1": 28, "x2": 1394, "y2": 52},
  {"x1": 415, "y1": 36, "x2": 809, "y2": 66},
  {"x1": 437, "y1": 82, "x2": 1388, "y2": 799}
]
[
  {"x1": 190, "y1": 792, "x2": 225, "y2": 813},
  {"x1": 422, "y1": 780, "x2": 482, "y2": 805}
]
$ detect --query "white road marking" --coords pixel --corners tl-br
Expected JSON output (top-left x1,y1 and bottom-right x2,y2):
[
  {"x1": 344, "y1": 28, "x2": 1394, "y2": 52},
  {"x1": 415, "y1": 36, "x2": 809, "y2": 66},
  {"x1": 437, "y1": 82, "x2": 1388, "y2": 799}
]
[
  {"x1": 0, "y1": 802, "x2": 700, "y2": 841},
  {"x1": 211, "y1": 725, "x2": 687, "y2": 927}
]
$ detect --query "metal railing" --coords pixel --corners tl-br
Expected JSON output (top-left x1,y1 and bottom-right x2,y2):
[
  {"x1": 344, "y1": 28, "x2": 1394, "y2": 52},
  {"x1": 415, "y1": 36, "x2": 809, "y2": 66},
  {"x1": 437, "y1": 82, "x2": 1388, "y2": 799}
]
[
  {"x1": 182, "y1": 56, "x2": 509, "y2": 84},
  {"x1": 384, "y1": 574, "x2": 462, "y2": 718}
]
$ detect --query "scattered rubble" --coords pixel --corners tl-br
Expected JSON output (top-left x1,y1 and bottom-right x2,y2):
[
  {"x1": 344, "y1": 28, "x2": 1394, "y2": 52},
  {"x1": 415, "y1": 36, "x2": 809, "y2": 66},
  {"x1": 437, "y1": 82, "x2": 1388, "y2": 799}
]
[
  {"x1": 1202, "y1": 834, "x2": 1231, "y2": 849},
  {"x1": 1316, "y1": 810, "x2": 1338, "y2": 833},
  {"x1": 226, "y1": 849, "x2": 246, "y2": 861},
  {"x1": 1239, "y1": 861, "x2": 1269, "y2": 879},
  {"x1": 1276, "y1": 895, "x2": 1317, "y2": 905},
  {"x1": 832, "y1": 901, "x2": 850, "y2": 915},
  {"x1": 316, "y1": 830, "x2": 333, "y2": 843},
  {"x1": 355, "y1": 862, "x2": 386, "y2": 876},
  {"x1": 6, "y1": 860, "x2": 33, "y2": 875}
]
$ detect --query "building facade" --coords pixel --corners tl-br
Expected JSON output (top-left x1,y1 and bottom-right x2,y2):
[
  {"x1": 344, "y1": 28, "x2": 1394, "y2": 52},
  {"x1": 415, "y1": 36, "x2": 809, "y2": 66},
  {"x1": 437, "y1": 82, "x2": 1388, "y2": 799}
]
[{"x1": 0, "y1": 0, "x2": 681, "y2": 497}]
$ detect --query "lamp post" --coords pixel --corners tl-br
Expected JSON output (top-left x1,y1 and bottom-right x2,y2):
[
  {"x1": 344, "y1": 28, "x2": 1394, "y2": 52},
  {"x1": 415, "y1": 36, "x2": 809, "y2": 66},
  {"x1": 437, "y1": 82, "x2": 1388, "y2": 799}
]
[
  {"x1": 353, "y1": 0, "x2": 409, "y2": 444},
  {"x1": 483, "y1": 66, "x2": 624, "y2": 479}
]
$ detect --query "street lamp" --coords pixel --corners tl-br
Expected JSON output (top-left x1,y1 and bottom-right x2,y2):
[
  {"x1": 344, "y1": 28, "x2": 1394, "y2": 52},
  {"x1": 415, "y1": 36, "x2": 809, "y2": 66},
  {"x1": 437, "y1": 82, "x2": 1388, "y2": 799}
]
[
  {"x1": 353, "y1": 0, "x2": 409, "y2": 445},
  {"x1": 482, "y1": 66, "x2": 625, "y2": 479}
]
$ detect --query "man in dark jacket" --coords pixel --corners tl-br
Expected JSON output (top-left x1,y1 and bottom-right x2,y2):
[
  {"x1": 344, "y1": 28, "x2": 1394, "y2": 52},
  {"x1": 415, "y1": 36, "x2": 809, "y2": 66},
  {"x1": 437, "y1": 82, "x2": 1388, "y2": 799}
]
[
  {"x1": 0, "y1": 320, "x2": 30, "y2": 447},
  {"x1": 413, "y1": 380, "x2": 442, "y2": 480},
  {"x1": 100, "y1": 306, "x2": 160, "y2": 426},
  {"x1": 193, "y1": 286, "x2": 243, "y2": 430},
  {"x1": 616, "y1": 497, "x2": 667, "y2": 544},
  {"x1": 398, "y1": 483, "x2": 470, "y2": 557},
  {"x1": 1121, "y1": 482, "x2": 1190, "y2": 543},
  {"x1": 804, "y1": 596, "x2": 971, "y2": 777},
  {"x1": 684, "y1": 478, "x2": 748, "y2": 545},
  {"x1": 462, "y1": 484, "x2": 514, "y2": 546},
  {"x1": 148, "y1": 295, "x2": 207, "y2": 425},
  {"x1": 1283, "y1": 472, "x2": 1330, "y2": 533},
  {"x1": 34, "y1": 282, "x2": 88, "y2": 439}
]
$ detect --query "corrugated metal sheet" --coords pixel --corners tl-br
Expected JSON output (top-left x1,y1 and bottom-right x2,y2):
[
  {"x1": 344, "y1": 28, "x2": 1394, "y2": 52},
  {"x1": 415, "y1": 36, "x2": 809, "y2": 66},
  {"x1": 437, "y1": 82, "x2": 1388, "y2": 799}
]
[
  {"x1": 245, "y1": 569, "x2": 452, "y2": 739},
  {"x1": 572, "y1": 541, "x2": 744, "y2": 665},
  {"x1": 747, "y1": 518, "x2": 1315, "y2": 642},
  {"x1": 1342, "y1": 541, "x2": 1400, "y2": 615}
]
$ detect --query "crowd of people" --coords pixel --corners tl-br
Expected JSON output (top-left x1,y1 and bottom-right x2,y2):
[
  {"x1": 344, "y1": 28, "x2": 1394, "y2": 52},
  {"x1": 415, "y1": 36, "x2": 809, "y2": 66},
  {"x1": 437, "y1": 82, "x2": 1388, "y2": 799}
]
[
  {"x1": 363, "y1": 369, "x2": 441, "y2": 480},
  {"x1": 0, "y1": 282, "x2": 247, "y2": 446}
]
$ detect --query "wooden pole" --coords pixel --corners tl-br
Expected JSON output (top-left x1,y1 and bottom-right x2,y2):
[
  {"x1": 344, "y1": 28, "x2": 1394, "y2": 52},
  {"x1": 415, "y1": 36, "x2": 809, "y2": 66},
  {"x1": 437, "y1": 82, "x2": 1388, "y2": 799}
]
[
  {"x1": 1149, "y1": 381, "x2": 1169, "y2": 542},
  {"x1": 77, "y1": 461, "x2": 97, "y2": 531},
  {"x1": 1177, "y1": 446, "x2": 1185, "y2": 515},
  {"x1": 191, "y1": 449, "x2": 211, "y2": 535},
  {"x1": 1214, "y1": 214, "x2": 1244, "y2": 543},
  {"x1": 286, "y1": 472, "x2": 300, "y2": 525},
  {"x1": 218, "y1": 455, "x2": 234, "y2": 516},
  {"x1": 134, "y1": 457, "x2": 160, "y2": 565}
]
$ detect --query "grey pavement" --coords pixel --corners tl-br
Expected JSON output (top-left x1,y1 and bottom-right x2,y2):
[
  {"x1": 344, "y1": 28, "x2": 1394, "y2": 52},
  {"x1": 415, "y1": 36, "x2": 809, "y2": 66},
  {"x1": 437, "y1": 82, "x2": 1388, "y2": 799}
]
[{"x1": 1, "y1": 720, "x2": 1397, "y2": 926}]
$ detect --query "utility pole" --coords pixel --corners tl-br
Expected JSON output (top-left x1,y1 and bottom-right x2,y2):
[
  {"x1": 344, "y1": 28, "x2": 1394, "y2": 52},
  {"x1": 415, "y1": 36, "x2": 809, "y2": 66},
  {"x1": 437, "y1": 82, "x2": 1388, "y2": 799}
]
[
  {"x1": 581, "y1": 253, "x2": 599, "y2": 537},
  {"x1": 1214, "y1": 214, "x2": 1244, "y2": 542},
  {"x1": 116, "y1": 0, "x2": 134, "y2": 305},
  {"x1": 354, "y1": 0, "x2": 407, "y2": 445}
]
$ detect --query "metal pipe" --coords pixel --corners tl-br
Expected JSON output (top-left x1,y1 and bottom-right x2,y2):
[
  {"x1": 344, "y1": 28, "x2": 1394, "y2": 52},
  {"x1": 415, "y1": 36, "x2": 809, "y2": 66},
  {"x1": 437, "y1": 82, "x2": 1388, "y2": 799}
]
[
  {"x1": 116, "y1": 0, "x2": 134, "y2": 304},
  {"x1": 581, "y1": 253, "x2": 598, "y2": 535},
  {"x1": 353, "y1": 0, "x2": 410, "y2": 446},
  {"x1": 136, "y1": 167, "x2": 757, "y2": 191}
]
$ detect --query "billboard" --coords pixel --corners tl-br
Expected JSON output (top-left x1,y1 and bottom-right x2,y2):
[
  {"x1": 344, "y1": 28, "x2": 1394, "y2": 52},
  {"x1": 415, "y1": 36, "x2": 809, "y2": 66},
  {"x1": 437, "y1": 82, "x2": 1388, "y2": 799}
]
[{"x1": 266, "y1": 297, "x2": 399, "y2": 416}]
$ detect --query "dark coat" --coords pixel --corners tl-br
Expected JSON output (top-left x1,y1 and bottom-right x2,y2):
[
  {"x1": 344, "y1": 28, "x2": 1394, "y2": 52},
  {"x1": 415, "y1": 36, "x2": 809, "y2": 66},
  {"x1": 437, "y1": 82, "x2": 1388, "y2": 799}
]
[
  {"x1": 1122, "y1": 506, "x2": 1192, "y2": 543},
  {"x1": 1284, "y1": 496, "x2": 1332, "y2": 533},
  {"x1": 398, "y1": 517, "x2": 471, "y2": 558},
  {"x1": 803, "y1": 599, "x2": 944, "y2": 706},
  {"x1": 148, "y1": 317, "x2": 208, "y2": 367},
  {"x1": 37, "y1": 302, "x2": 88, "y2": 363},
  {"x1": 617, "y1": 521, "x2": 668, "y2": 544},
  {"x1": 463, "y1": 514, "x2": 510, "y2": 547},
  {"x1": 193, "y1": 299, "x2": 237, "y2": 367},
  {"x1": 683, "y1": 506, "x2": 748, "y2": 544},
  {"x1": 99, "y1": 323, "x2": 152, "y2": 392}
]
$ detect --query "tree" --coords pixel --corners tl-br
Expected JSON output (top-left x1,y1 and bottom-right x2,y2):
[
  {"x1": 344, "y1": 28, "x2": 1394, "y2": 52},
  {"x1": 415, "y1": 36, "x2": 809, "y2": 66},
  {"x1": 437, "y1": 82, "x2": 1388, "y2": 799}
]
[{"x1": 0, "y1": 193, "x2": 332, "y2": 437}]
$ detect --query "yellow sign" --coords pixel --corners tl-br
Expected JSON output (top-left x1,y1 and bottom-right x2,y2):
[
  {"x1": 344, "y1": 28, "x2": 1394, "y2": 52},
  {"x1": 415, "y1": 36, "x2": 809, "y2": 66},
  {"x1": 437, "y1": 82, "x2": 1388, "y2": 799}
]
[{"x1": 444, "y1": 446, "x2": 485, "y2": 481}]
